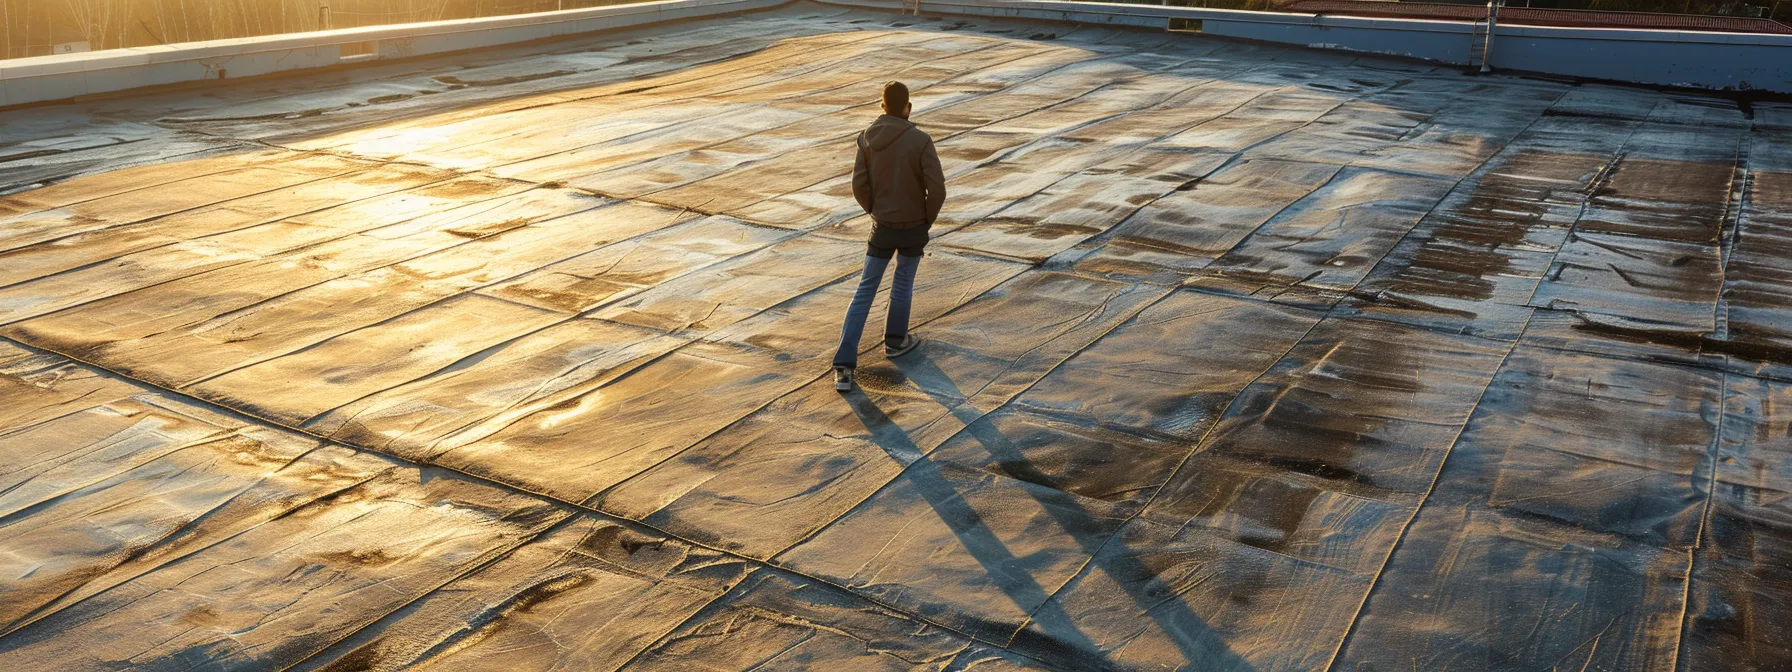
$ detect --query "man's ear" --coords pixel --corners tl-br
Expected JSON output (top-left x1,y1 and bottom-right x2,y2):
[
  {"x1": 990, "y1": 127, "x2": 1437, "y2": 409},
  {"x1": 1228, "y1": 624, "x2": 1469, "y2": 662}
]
[{"x1": 905, "y1": 102, "x2": 913, "y2": 117}]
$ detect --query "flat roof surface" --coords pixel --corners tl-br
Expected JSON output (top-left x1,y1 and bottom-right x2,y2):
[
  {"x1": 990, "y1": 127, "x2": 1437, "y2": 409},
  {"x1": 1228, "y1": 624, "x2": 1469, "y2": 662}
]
[{"x1": 1, "y1": 4, "x2": 1790, "y2": 670}]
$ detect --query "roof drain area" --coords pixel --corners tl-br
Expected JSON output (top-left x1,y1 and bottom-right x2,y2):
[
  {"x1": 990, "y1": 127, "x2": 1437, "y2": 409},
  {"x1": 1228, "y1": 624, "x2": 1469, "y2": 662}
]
[{"x1": 341, "y1": 41, "x2": 379, "y2": 64}]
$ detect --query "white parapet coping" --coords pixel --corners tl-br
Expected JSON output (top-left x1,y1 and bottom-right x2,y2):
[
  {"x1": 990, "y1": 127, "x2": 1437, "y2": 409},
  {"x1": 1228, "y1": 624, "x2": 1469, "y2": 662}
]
[
  {"x1": 825, "y1": 0, "x2": 1792, "y2": 93},
  {"x1": 0, "y1": 0, "x2": 788, "y2": 109},
  {"x1": 5, "y1": 0, "x2": 1787, "y2": 108}
]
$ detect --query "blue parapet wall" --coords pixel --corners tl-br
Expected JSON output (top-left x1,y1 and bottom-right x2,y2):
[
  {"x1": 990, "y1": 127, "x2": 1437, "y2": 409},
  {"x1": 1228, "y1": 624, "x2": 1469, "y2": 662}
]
[
  {"x1": 1488, "y1": 24, "x2": 1792, "y2": 91},
  {"x1": 830, "y1": 0, "x2": 1792, "y2": 93}
]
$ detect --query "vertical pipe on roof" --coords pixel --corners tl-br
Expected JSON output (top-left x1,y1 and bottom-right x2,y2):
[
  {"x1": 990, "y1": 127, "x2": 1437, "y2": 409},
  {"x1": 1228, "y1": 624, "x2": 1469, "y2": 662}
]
[{"x1": 1481, "y1": 0, "x2": 1500, "y2": 73}]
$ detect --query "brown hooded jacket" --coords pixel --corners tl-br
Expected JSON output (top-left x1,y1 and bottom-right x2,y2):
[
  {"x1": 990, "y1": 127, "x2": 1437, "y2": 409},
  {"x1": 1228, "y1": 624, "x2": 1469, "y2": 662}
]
[{"x1": 852, "y1": 114, "x2": 946, "y2": 231}]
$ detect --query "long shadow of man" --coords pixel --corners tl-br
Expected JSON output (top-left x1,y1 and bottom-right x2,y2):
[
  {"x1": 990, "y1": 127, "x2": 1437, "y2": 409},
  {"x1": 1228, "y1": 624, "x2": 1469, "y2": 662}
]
[{"x1": 839, "y1": 349, "x2": 1255, "y2": 671}]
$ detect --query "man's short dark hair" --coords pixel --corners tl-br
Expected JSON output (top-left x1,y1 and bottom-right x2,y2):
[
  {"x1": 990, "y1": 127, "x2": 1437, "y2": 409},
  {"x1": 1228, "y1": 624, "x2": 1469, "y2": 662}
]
[{"x1": 883, "y1": 81, "x2": 909, "y2": 113}]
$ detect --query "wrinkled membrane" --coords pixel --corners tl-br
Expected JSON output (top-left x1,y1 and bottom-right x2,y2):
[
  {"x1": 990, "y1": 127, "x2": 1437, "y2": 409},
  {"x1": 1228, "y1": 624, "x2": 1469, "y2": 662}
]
[{"x1": 1, "y1": 4, "x2": 1789, "y2": 670}]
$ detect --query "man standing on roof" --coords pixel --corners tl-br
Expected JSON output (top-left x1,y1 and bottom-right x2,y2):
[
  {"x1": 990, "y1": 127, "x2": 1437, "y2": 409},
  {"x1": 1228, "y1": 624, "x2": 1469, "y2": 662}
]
[{"x1": 833, "y1": 81, "x2": 946, "y2": 392}]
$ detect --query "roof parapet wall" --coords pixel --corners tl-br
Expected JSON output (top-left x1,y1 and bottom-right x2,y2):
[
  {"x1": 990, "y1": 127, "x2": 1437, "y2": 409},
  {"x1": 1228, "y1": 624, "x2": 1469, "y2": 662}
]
[
  {"x1": 832, "y1": 0, "x2": 1792, "y2": 93},
  {"x1": 0, "y1": 0, "x2": 788, "y2": 109},
  {"x1": 3, "y1": 0, "x2": 1788, "y2": 107},
  {"x1": 1285, "y1": 0, "x2": 1792, "y2": 35}
]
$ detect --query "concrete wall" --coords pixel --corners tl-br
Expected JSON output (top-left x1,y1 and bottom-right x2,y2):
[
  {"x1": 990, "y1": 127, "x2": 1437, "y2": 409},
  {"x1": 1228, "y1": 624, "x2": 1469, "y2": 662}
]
[
  {"x1": 1490, "y1": 24, "x2": 1792, "y2": 91},
  {"x1": 6, "y1": 0, "x2": 1788, "y2": 107},
  {"x1": 825, "y1": 0, "x2": 1792, "y2": 93},
  {"x1": 0, "y1": 0, "x2": 786, "y2": 109}
]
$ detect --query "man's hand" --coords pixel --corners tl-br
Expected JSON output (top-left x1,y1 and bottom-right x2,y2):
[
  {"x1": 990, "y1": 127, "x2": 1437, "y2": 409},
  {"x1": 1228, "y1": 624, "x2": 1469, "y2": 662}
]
[{"x1": 922, "y1": 140, "x2": 945, "y2": 225}]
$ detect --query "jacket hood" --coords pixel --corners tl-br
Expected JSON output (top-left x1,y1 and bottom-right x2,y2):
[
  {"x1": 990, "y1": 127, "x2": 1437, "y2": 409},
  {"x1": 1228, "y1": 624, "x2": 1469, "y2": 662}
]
[{"x1": 864, "y1": 114, "x2": 915, "y2": 151}]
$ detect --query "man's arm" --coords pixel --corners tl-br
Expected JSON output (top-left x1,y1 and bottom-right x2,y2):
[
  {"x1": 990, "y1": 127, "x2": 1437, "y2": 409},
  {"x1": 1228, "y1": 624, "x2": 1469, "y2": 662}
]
[
  {"x1": 852, "y1": 135, "x2": 875, "y2": 215},
  {"x1": 921, "y1": 138, "x2": 945, "y2": 226}
]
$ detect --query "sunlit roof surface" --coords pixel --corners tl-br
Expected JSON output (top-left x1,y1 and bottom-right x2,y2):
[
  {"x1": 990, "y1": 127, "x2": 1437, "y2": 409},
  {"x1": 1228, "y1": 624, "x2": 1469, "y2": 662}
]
[{"x1": 1, "y1": 4, "x2": 1789, "y2": 670}]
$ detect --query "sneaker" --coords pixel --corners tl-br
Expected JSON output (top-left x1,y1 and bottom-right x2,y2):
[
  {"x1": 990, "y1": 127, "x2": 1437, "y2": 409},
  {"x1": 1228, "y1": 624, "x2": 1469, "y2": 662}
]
[
  {"x1": 884, "y1": 335, "x2": 921, "y2": 358},
  {"x1": 833, "y1": 366, "x2": 854, "y2": 392}
]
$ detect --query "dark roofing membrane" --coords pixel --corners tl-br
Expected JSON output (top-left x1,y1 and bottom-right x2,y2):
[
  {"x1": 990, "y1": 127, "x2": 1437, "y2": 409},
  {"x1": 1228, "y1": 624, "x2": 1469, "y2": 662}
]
[{"x1": 0, "y1": 3, "x2": 1788, "y2": 670}]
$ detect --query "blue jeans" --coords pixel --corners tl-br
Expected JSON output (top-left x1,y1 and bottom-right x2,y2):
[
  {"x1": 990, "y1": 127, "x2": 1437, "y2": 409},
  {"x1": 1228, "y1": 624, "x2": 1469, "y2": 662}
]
[{"x1": 833, "y1": 253, "x2": 921, "y2": 369}]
